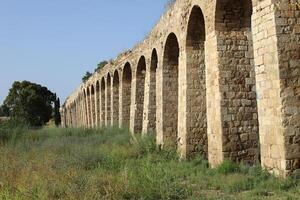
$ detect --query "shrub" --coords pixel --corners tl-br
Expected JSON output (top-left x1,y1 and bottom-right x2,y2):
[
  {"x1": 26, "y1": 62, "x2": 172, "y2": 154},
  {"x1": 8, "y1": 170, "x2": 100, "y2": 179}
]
[{"x1": 216, "y1": 160, "x2": 240, "y2": 175}]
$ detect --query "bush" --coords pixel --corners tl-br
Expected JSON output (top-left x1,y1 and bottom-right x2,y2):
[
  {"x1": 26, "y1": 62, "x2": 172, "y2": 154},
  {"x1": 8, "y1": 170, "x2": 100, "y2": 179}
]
[
  {"x1": 216, "y1": 160, "x2": 240, "y2": 175},
  {"x1": 0, "y1": 118, "x2": 29, "y2": 143}
]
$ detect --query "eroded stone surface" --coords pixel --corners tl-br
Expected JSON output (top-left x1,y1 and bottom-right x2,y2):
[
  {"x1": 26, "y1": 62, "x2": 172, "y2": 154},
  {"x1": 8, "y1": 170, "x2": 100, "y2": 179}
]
[{"x1": 61, "y1": 0, "x2": 300, "y2": 177}]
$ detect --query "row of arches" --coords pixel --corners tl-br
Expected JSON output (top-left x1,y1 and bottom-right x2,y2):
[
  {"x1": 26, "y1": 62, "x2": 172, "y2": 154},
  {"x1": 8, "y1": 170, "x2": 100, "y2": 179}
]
[
  {"x1": 64, "y1": 0, "x2": 256, "y2": 160},
  {"x1": 62, "y1": 0, "x2": 300, "y2": 176},
  {"x1": 68, "y1": 0, "x2": 256, "y2": 158}
]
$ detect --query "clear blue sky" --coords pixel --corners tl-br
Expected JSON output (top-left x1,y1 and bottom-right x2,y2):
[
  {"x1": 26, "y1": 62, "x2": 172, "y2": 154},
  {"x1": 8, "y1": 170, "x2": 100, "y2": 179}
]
[{"x1": 0, "y1": 0, "x2": 169, "y2": 104}]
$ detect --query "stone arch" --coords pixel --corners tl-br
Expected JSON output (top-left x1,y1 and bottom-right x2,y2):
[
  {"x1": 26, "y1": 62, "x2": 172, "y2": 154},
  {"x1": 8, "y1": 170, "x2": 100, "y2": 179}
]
[
  {"x1": 122, "y1": 62, "x2": 132, "y2": 128},
  {"x1": 96, "y1": 81, "x2": 100, "y2": 127},
  {"x1": 185, "y1": 5, "x2": 208, "y2": 158},
  {"x1": 101, "y1": 77, "x2": 106, "y2": 127},
  {"x1": 107, "y1": 74, "x2": 112, "y2": 126},
  {"x1": 113, "y1": 70, "x2": 120, "y2": 126},
  {"x1": 83, "y1": 89, "x2": 88, "y2": 127},
  {"x1": 148, "y1": 48, "x2": 158, "y2": 132},
  {"x1": 69, "y1": 103, "x2": 72, "y2": 127},
  {"x1": 78, "y1": 93, "x2": 82, "y2": 127},
  {"x1": 213, "y1": 0, "x2": 259, "y2": 164},
  {"x1": 215, "y1": 0, "x2": 253, "y2": 32},
  {"x1": 91, "y1": 84, "x2": 96, "y2": 128},
  {"x1": 163, "y1": 33, "x2": 179, "y2": 146},
  {"x1": 86, "y1": 87, "x2": 91, "y2": 128},
  {"x1": 134, "y1": 56, "x2": 146, "y2": 134},
  {"x1": 73, "y1": 100, "x2": 77, "y2": 127}
]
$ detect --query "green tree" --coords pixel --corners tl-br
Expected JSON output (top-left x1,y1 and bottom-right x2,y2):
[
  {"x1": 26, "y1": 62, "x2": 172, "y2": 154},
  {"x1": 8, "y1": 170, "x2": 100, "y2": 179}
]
[
  {"x1": 94, "y1": 60, "x2": 108, "y2": 72},
  {"x1": 82, "y1": 71, "x2": 93, "y2": 83},
  {"x1": 3, "y1": 81, "x2": 56, "y2": 126},
  {"x1": 54, "y1": 97, "x2": 61, "y2": 126}
]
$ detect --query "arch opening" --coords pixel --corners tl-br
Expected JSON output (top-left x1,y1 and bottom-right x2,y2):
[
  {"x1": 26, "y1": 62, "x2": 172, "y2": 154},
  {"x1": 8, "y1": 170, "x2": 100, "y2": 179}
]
[
  {"x1": 148, "y1": 49, "x2": 158, "y2": 132},
  {"x1": 86, "y1": 87, "x2": 91, "y2": 128},
  {"x1": 83, "y1": 90, "x2": 88, "y2": 127},
  {"x1": 73, "y1": 101, "x2": 77, "y2": 127},
  {"x1": 134, "y1": 56, "x2": 146, "y2": 134},
  {"x1": 163, "y1": 33, "x2": 179, "y2": 146},
  {"x1": 101, "y1": 78, "x2": 106, "y2": 127},
  {"x1": 215, "y1": 0, "x2": 259, "y2": 164},
  {"x1": 78, "y1": 95, "x2": 82, "y2": 127},
  {"x1": 91, "y1": 85, "x2": 95, "y2": 128},
  {"x1": 113, "y1": 70, "x2": 120, "y2": 126},
  {"x1": 107, "y1": 74, "x2": 112, "y2": 126},
  {"x1": 96, "y1": 81, "x2": 100, "y2": 127},
  {"x1": 122, "y1": 63, "x2": 132, "y2": 128},
  {"x1": 185, "y1": 5, "x2": 208, "y2": 158}
]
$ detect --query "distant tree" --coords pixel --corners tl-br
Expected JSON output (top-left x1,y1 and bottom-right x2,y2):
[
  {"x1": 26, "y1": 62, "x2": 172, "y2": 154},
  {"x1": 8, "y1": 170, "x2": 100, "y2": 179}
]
[
  {"x1": 3, "y1": 81, "x2": 56, "y2": 126},
  {"x1": 54, "y1": 97, "x2": 61, "y2": 126},
  {"x1": 94, "y1": 60, "x2": 108, "y2": 72},
  {"x1": 82, "y1": 71, "x2": 93, "y2": 83}
]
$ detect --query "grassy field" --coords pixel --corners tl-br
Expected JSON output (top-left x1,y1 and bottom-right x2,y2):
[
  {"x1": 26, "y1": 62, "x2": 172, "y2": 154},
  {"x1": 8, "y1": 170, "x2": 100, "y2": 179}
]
[{"x1": 0, "y1": 126, "x2": 299, "y2": 200}]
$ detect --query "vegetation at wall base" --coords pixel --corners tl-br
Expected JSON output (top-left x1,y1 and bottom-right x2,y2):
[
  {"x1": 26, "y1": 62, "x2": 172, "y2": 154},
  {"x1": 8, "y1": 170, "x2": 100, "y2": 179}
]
[{"x1": 0, "y1": 126, "x2": 299, "y2": 200}]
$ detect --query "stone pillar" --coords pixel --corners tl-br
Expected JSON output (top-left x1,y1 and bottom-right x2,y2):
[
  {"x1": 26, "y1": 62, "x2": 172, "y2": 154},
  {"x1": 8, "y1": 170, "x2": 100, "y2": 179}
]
[
  {"x1": 84, "y1": 93, "x2": 87, "y2": 128},
  {"x1": 178, "y1": 48, "x2": 187, "y2": 159},
  {"x1": 100, "y1": 80, "x2": 104, "y2": 127},
  {"x1": 70, "y1": 107, "x2": 72, "y2": 127},
  {"x1": 95, "y1": 84, "x2": 99, "y2": 128},
  {"x1": 71, "y1": 105, "x2": 74, "y2": 127},
  {"x1": 73, "y1": 102, "x2": 76, "y2": 128},
  {"x1": 118, "y1": 71, "x2": 122, "y2": 128},
  {"x1": 106, "y1": 76, "x2": 112, "y2": 127},
  {"x1": 90, "y1": 87, "x2": 95, "y2": 128},
  {"x1": 206, "y1": 31, "x2": 224, "y2": 166},
  {"x1": 104, "y1": 77, "x2": 108, "y2": 126},
  {"x1": 74, "y1": 102, "x2": 77, "y2": 128},
  {"x1": 82, "y1": 94, "x2": 86, "y2": 128},
  {"x1": 65, "y1": 108, "x2": 68, "y2": 127},
  {"x1": 77, "y1": 99, "x2": 80, "y2": 128},
  {"x1": 76, "y1": 100, "x2": 79, "y2": 128},
  {"x1": 98, "y1": 83, "x2": 102, "y2": 128},
  {"x1": 85, "y1": 91, "x2": 90, "y2": 128},
  {"x1": 253, "y1": 1, "x2": 300, "y2": 176},
  {"x1": 130, "y1": 67, "x2": 137, "y2": 133},
  {"x1": 119, "y1": 73, "x2": 123, "y2": 127},
  {"x1": 110, "y1": 76, "x2": 114, "y2": 127},
  {"x1": 142, "y1": 58, "x2": 152, "y2": 134},
  {"x1": 79, "y1": 96, "x2": 82, "y2": 127},
  {"x1": 156, "y1": 55, "x2": 164, "y2": 146}
]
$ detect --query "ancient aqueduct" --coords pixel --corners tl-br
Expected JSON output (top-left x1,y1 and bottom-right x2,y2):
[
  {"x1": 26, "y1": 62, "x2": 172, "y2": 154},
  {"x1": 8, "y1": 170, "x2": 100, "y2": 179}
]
[{"x1": 61, "y1": 0, "x2": 300, "y2": 176}]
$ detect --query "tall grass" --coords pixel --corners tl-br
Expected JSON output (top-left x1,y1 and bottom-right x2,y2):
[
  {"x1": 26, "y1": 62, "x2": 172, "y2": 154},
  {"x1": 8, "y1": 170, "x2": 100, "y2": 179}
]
[{"x1": 0, "y1": 127, "x2": 299, "y2": 199}]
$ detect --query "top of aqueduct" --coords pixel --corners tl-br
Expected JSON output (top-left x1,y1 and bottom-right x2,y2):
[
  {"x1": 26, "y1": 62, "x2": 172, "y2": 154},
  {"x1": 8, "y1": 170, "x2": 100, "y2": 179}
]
[{"x1": 64, "y1": 0, "x2": 210, "y2": 106}]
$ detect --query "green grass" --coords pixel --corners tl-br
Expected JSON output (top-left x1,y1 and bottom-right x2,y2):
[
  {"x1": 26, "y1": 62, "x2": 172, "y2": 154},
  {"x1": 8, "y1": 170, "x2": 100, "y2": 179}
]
[{"x1": 0, "y1": 127, "x2": 299, "y2": 200}]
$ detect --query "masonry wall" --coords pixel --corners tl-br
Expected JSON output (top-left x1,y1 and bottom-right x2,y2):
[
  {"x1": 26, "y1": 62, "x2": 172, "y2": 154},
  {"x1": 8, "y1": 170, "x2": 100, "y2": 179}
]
[{"x1": 62, "y1": 0, "x2": 300, "y2": 177}]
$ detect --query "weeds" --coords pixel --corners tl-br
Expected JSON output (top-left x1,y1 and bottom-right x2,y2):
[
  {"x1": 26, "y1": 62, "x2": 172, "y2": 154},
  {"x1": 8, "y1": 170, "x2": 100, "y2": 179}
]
[{"x1": 0, "y1": 127, "x2": 298, "y2": 199}]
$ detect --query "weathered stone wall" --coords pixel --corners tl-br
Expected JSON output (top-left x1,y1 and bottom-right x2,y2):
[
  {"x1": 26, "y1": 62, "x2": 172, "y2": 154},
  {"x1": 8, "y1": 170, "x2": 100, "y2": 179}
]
[
  {"x1": 61, "y1": 0, "x2": 300, "y2": 176},
  {"x1": 113, "y1": 70, "x2": 120, "y2": 126}
]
